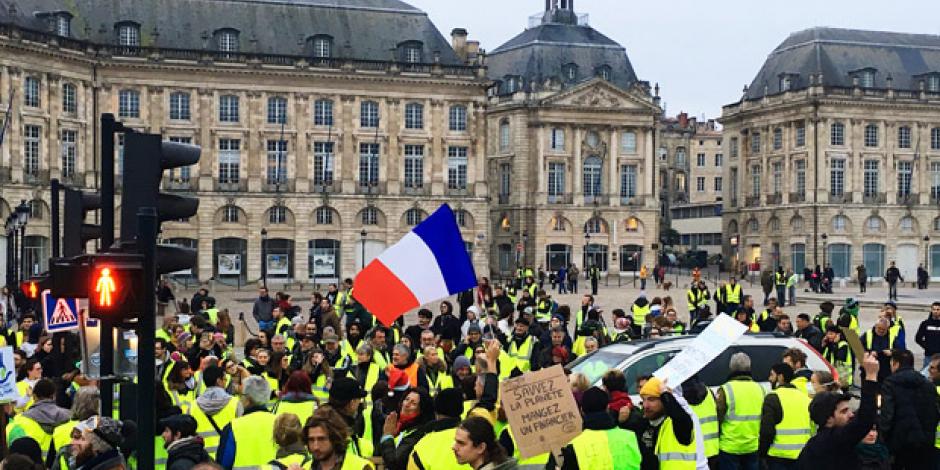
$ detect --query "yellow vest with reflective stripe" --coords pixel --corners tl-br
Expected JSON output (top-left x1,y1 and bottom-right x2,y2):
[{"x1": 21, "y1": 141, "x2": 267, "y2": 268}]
[
  {"x1": 312, "y1": 374, "x2": 330, "y2": 402},
  {"x1": 719, "y1": 379, "x2": 764, "y2": 454},
  {"x1": 767, "y1": 386, "x2": 812, "y2": 460},
  {"x1": 864, "y1": 327, "x2": 899, "y2": 350},
  {"x1": 155, "y1": 436, "x2": 168, "y2": 469},
  {"x1": 191, "y1": 396, "x2": 240, "y2": 455},
  {"x1": 725, "y1": 284, "x2": 742, "y2": 304},
  {"x1": 340, "y1": 452, "x2": 375, "y2": 470},
  {"x1": 427, "y1": 371, "x2": 454, "y2": 397},
  {"x1": 571, "y1": 428, "x2": 642, "y2": 470},
  {"x1": 506, "y1": 336, "x2": 534, "y2": 374},
  {"x1": 935, "y1": 385, "x2": 940, "y2": 450},
  {"x1": 52, "y1": 419, "x2": 77, "y2": 458},
  {"x1": 231, "y1": 411, "x2": 278, "y2": 468},
  {"x1": 274, "y1": 399, "x2": 318, "y2": 426},
  {"x1": 6, "y1": 414, "x2": 52, "y2": 454},
  {"x1": 501, "y1": 427, "x2": 549, "y2": 468},
  {"x1": 410, "y1": 426, "x2": 471, "y2": 470},
  {"x1": 690, "y1": 390, "x2": 719, "y2": 458},
  {"x1": 15, "y1": 380, "x2": 34, "y2": 412},
  {"x1": 631, "y1": 304, "x2": 650, "y2": 326},
  {"x1": 654, "y1": 418, "x2": 697, "y2": 470}
]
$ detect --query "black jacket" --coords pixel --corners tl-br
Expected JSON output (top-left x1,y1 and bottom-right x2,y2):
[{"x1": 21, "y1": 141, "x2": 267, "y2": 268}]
[
  {"x1": 797, "y1": 380, "x2": 879, "y2": 470},
  {"x1": 549, "y1": 411, "x2": 639, "y2": 470},
  {"x1": 431, "y1": 313, "x2": 462, "y2": 343},
  {"x1": 878, "y1": 366, "x2": 939, "y2": 451},
  {"x1": 620, "y1": 392, "x2": 693, "y2": 470},
  {"x1": 915, "y1": 315, "x2": 940, "y2": 356},
  {"x1": 166, "y1": 436, "x2": 211, "y2": 470},
  {"x1": 794, "y1": 325, "x2": 823, "y2": 352},
  {"x1": 885, "y1": 267, "x2": 902, "y2": 283}
]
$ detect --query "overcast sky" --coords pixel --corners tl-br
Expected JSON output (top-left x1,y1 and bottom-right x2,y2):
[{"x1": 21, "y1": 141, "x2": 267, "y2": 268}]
[{"x1": 408, "y1": 0, "x2": 940, "y2": 121}]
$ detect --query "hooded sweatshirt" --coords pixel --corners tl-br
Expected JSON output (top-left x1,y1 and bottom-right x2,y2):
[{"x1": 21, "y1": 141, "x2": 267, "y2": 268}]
[
  {"x1": 196, "y1": 387, "x2": 242, "y2": 417},
  {"x1": 23, "y1": 399, "x2": 71, "y2": 433},
  {"x1": 166, "y1": 436, "x2": 211, "y2": 470}
]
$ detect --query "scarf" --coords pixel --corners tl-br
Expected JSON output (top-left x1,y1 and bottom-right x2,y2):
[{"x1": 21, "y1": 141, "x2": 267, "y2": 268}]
[{"x1": 396, "y1": 411, "x2": 420, "y2": 435}]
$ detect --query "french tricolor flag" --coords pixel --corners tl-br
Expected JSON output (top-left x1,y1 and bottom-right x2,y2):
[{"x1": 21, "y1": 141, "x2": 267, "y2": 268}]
[{"x1": 354, "y1": 204, "x2": 477, "y2": 326}]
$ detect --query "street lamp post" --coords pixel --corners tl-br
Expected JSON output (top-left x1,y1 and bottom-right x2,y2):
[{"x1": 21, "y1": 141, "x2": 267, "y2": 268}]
[
  {"x1": 821, "y1": 233, "x2": 828, "y2": 269},
  {"x1": 522, "y1": 230, "x2": 528, "y2": 269},
  {"x1": 14, "y1": 200, "x2": 30, "y2": 280},
  {"x1": 360, "y1": 229, "x2": 367, "y2": 271},
  {"x1": 4, "y1": 215, "x2": 14, "y2": 287},
  {"x1": 924, "y1": 235, "x2": 931, "y2": 273},
  {"x1": 261, "y1": 228, "x2": 268, "y2": 289},
  {"x1": 584, "y1": 231, "x2": 592, "y2": 269}
]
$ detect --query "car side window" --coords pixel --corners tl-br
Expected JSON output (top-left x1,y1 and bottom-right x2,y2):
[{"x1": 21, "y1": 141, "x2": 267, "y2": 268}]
[
  {"x1": 624, "y1": 350, "x2": 679, "y2": 393},
  {"x1": 697, "y1": 346, "x2": 787, "y2": 386}
]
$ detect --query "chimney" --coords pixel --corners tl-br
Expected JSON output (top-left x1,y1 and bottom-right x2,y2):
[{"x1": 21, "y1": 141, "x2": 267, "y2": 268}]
[
  {"x1": 678, "y1": 112, "x2": 688, "y2": 128},
  {"x1": 466, "y1": 40, "x2": 480, "y2": 62},
  {"x1": 451, "y1": 28, "x2": 468, "y2": 61}
]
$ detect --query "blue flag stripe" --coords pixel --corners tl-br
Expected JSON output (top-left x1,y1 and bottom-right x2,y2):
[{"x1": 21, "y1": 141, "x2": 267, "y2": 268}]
[{"x1": 412, "y1": 204, "x2": 477, "y2": 294}]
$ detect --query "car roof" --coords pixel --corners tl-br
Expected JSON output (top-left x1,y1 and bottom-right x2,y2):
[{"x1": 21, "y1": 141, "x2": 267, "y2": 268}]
[{"x1": 601, "y1": 332, "x2": 798, "y2": 354}]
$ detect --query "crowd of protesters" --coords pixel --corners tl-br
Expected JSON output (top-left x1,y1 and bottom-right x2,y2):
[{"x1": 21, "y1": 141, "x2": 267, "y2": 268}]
[{"x1": 1, "y1": 264, "x2": 939, "y2": 470}]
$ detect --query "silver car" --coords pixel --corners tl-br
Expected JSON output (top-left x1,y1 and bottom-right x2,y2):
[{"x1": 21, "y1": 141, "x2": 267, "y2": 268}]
[{"x1": 569, "y1": 333, "x2": 838, "y2": 398}]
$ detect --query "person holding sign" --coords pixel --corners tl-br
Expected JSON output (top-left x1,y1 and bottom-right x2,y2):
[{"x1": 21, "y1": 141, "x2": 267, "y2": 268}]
[
  {"x1": 546, "y1": 386, "x2": 641, "y2": 470},
  {"x1": 618, "y1": 376, "x2": 697, "y2": 470}
]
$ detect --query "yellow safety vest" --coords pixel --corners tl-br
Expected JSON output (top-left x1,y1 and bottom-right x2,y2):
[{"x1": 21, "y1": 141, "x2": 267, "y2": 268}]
[
  {"x1": 863, "y1": 328, "x2": 899, "y2": 351},
  {"x1": 654, "y1": 417, "x2": 697, "y2": 470},
  {"x1": 156, "y1": 436, "x2": 168, "y2": 469},
  {"x1": 168, "y1": 386, "x2": 196, "y2": 415},
  {"x1": 725, "y1": 284, "x2": 742, "y2": 304},
  {"x1": 339, "y1": 451, "x2": 376, "y2": 470},
  {"x1": 410, "y1": 426, "x2": 471, "y2": 470},
  {"x1": 719, "y1": 379, "x2": 765, "y2": 454},
  {"x1": 690, "y1": 390, "x2": 719, "y2": 458},
  {"x1": 52, "y1": 419, "x2": 77, "y2": 464},
  {"x1": 15, "y1": 380, "x2": 34, "y2": 413},
  {"x1": 230, "y1": 411, "x2": 278, "y2": 468},
  {"x1": 427, "y1": 371, "x2": 454, "y2": 396},
  {"x1": 204, "y1": 308, "x2": 220, "y2": 325},
  {"x1": 631, "y1": 304, "x2": 650, "y2": 327},
  {"x1": 790, "y1": 376, "x2": 810, "y2": 397},
  {"x1": 273, "y1": 399, "x2": 318, "y2": 426},
  {"x1": 274, "y1": 317, "x2": 292, "y2": 338},
  {"x1": 766, "y1": 386, "x2": 812, "y2": 460},
  {"x1": 191, "y1": 396, "x2": 240, "y2": 455},
  {"x1": 506, "y1": 336, "x2": 534, "y2": 374},
  {"x1": 312, "y1": 374, "x2": 330, "y2": 402},
  {"x1": 372, "y1": 350, "x2": 390, "y2": 370},
  {"x1": 571, "y1": 428, "x2": 642, "y2": 470},
  {"x1": 271, "y1": 453, "x2": 309, "y2": 468},
  {"x1": 935, "y1": 385, "x2": 940, "y2": 450},
  {"x1": 501, "y1": 427, "x2": 549, "y2": 468},
  {"x1": 775, "y1": 272, "x2": 786, "y2": 286},
  {"x1": 6, "y1": 414, "x2": 52, "y2": 454}
]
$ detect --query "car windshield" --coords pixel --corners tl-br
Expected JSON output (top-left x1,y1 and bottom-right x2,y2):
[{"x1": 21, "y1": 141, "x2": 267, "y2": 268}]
[{"x1": 571, "y1": 349, "x2": 628, "y2": 384}]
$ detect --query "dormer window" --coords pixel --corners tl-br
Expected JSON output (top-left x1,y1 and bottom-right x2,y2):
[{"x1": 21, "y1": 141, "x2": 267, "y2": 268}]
[
  {"x1": 399, "y1": 41, "x2": 423, "y2": 63},
  {"x1": 779, "y1": 75, "x2": 792, "y2": 92},
  {"x1": 563, "y1": 63, "x2": 578, "y2": 81},
  {"x1": 928, "y1": 74, "x2": 940, "y2": 93},
  {"x1": 505, "y1": 76, "x2": 521, "y2": 94},
  {"x1": 216, "y1": 29, "x2": 239, "y2": 53},
  {"x1": 49, "y1": 12, "x2": 71, "y2": 37},
  {"x1": 854, "y1": 69, "x2": 876, "y2": 88},
  {"x1": 116, "y1": 22, "x2": 140, "y2": 47},
  {"x1": 596, "y1": 65, "x2": 612, "y2": 81},
  {"x1": 310, "y1": 35, "x2": 333, "y2": 59}
]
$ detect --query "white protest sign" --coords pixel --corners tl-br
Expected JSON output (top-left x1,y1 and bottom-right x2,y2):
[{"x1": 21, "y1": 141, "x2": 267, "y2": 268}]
[
  {"x1": 499, "y1": 365, "x2": 582, "y2": 459},
  {"x1": 0, "y1": 347, "x2": 17, "y2": 403},
  {"x1": 653, "y1": 313, "x2": 748, "y2": 386}
]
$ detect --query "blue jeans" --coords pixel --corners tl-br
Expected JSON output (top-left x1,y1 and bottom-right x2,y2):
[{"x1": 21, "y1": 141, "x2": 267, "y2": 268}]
[{"x1": 718, "y1": 452, "x2": 758, "y2": 470}]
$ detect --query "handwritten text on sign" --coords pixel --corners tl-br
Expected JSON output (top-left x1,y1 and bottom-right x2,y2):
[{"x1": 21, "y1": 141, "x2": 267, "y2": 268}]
[
  {"x1": 499, "y1": 365, "x2": 582, "y2": 459},
  {"x1": 654, "y1": 313, "x2": 748, "y2": 386}
]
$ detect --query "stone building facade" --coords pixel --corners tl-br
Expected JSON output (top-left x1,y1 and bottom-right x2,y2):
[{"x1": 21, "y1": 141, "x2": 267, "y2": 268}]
[
  {"x1": 722, "y1": 27, "x2": 940, "y2": 280},
  {"x1": 485, "y1": 2, "x2": 662, "y2": 277},
  {"x1": 0, "y1": 0, "x2": 491, "y2": 285},
  {"x1": 672, "y1": 118, "x2": 723, "y2": 255}
]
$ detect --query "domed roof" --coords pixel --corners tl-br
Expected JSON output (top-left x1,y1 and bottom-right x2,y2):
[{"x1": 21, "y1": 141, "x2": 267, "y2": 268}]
[{"x1": 487, "y1": 5, "x2": 639, "y2": 93}]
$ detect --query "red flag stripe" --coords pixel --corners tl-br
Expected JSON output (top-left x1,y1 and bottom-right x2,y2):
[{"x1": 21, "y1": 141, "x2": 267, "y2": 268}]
[{"x1": 354, "y1": 260, "x2": 420, "y2": 326}]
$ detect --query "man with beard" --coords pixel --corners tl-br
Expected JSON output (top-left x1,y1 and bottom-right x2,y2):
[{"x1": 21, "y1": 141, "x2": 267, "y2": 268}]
[
  {"x1": 504, "y1": 318, "x2": 539, "y2": 376},
  {"x1": 70, "y1": 416, "x2": 128, "y2": 470},
  {"x1": 296, "y1": 409, "x2": 373, "y2": 470},
  {"x1": 451, "y1": 325, "x2": 485, "y2": 364},
  {"x1": 316, "y1": 377, "x2": 372, "y2": 459},
  {"x1": 405, "y1": 309, "x2": 434, "y2": 348},
  {"x1": 322, "y1": 333, "x2": 349, "y2": 370},
  {"x1": 758, "y1": 364, "x2": 811, "y2": 469},
  {"x1": 619, "y1": 376, "x2": 697, "y2": 470},
  {"x1": 341, "y1": 320, "x2": 365, "y2": 364}
]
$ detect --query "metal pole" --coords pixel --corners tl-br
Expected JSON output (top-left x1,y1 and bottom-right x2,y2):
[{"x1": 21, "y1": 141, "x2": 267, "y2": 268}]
[
  {"x1": 11, "y1": 227, "x2": 17, "y2": 283},
  {"x1": 18, "y1": 225, "x2": 25, "y2": 278},
  {"x1": 261, "y1": 234, "x2": 267, "y2": 289},
  {"x1": 100, "y1": 114, "x2": 116, "y2": 250},
  {"x1": 50, "y1": 178, "x2": 60, "y2": 258},
  {"x1": 137, "y1": 207, "x2": 158, "y2": 469},
  {"x1": 99, "y1": 314, "x2": 113, "y2": 417}
]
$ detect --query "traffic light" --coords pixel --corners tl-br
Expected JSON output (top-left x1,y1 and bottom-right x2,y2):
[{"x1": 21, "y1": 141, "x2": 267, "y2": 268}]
[
  {"x1": 120, "y1": 133, "x2": 200, "y2": 275},
  {"x1": 20, "y1": 279, "x2": 41, "y2": 301},
  {"x1": 88, "y1": 253, "x2": 143, "y2": 319},
  {"x1": 63, "y1": 187, "x2": 102, "y2": 257}
]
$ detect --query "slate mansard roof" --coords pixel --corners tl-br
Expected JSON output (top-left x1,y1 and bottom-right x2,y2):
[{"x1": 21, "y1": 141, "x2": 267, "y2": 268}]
[
  {"x1": 744, "y1": 26, "x2": 940, "y2": 100},
  {"x1": 486, "y1": 10, "x2": 640, "y2": 94},
  {"x1": 0, "y1": 0, "x2": 464, "y2": 64}
]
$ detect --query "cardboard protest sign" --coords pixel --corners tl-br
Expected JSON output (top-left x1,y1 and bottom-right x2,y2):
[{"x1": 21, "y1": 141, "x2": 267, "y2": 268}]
[
  {"x1": 654, "y1": 313, "x2": 748, "y2": 385},
  {"x1": 499, "y1": 365, "x2": 582, "y2": 459},
  {"x1": 0, "y1": 347, "x2": 18, "y2": 403},
  {"x1": 840, "y1": 327, "x2": 866, "y2": 362}
]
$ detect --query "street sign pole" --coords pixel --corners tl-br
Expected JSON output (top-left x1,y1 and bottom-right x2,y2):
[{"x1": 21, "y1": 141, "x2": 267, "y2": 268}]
[{"x1": 136, "y1": 207, "x2": 158, "y2": 469}]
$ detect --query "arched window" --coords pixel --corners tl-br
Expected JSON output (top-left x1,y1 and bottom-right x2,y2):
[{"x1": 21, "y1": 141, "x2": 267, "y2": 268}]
[
  {"x1": 405, "y1": 208, "x2": 424, "y2": 226},
  {"x1": 833, "y1": 215, "x2": 849, "y2": 232},
  {"x1": 584, "y1": 217, "x2": 606, "y2": 234},
  {"x1": 221, "y1": 205, "x2": 240, "y2": 223},
  {"x1": 309, "y1": 35, "x2": 333, "y2": 59},
  {"x1": 116, "y1": 22, "x2": 140, "y2": 47},
  {"x1": 583, "y1": 156, "x2": 602, "y2": 197},
  {"x1": 899, "y1": 216, "x2": 915, "y2": 233},
  {"x1": 399, "y1": 41, "x2": 423, "y2": 63},
  {"x1": 791, "y1": 215, "x2": 804, "y2": 232},
  {"x1": 769, "y1": 217, "x2": 781, "y2": 231},
  {"x1": 595, "y1": 65, "x2": 612, "y2": 81},
  {"x1": 563, "y1": 63, "x2": 578, "y2": 81},
  {"x1": 269, "y1": 206, "x2": 288, "y2": 224},
  {"x1": 315, "y1": 207, "x2": 334, "y2": 225},
  {"x1": 624, "y1": 217, "x2": 639, "y2": 233},
  {"x1": 865, "y1": 216, "x2": 883, "y2": 233},
  {"x1": 747, "y1": 218, "x2": 759, "y2": 233},
  {"x1": 361, "y1": 207, "x2": 379, "y2": 226}
]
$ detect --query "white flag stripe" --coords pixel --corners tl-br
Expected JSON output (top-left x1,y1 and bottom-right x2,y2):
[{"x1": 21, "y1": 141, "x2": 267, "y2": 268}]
[{"x1": 377, "y1": 232, "x2": 450, "y2": 305}]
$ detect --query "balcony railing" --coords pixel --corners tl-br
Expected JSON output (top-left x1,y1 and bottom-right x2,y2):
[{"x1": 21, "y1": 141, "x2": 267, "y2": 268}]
[
  {"x1": 789, "y1": 192, "x2": 805, "y2": 203},
  {"x1": 863, "y1": 192, "x2": 887, "y2": 204},
  {"x1": 766, "y1": 193, "x2": 782, "y2": 205},
  {"x1": 356, "y1": 182, "x2": 387, "y2": 195},
  {"x1": 621, "y1": 196, "x2": 642, "y2": 206},
  {"x1": 548, "y1": 194, "x2": 574, "y2": 204},
  {"x1": 216, "y1": 180, "x2": 247, "y2": 192},
  {"x1": 445, "y1": 187, "x2": 470, "y2": 197},
  {"x1": 745, "y1": 195, "x2": 761, "y2": 207},
  {"x1": 312, "y1": 182, "x2": 337, "y2": 194},
  {"x1": 829, "y1": 192, "x2": 851, "y2": 204},
  {"x1": 23, "y1": 169, "x2": 49, "y2": 185},
  {"x1": 264, "y1": 178, "x2": 295, "y2": 193},
  {"x1": 896, "y1": 192, "x2": 916, "y2": 205},
  {"x1": 163, "y1": 180, "x2": 193, "y2": 191},
  {"x1": 584, "y1": 194, "x2": 609, "y2": 205}
]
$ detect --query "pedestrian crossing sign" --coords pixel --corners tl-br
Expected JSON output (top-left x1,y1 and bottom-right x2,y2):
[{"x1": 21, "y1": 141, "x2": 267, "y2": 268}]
[{"x1": 41, "y1": 289, "x2": 80, "y2": 333}]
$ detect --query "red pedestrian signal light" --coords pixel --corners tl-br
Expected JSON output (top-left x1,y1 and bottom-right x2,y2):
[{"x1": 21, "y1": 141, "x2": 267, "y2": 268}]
[
  {"x1": 94, "y1": 267, "x2": 117, "y2": 308},
  {"x1": 20, "y1": 281, "x2": 39, "y2": 300}
]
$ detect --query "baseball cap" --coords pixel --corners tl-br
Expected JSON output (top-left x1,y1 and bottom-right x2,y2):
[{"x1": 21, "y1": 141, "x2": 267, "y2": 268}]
[
  {"x1": 75, "y1": 416, "x2": 124, "y2": 449},
  {"x1": 467, "y1": 325, "x2": 482, "y2": 335},
  {"x1": 453, "y1": 356, "x2": 472, "y2": 371},
  {"x1": 329, "y1": 377, "x2": 367, "y2": 401},
  {"x1": 323, "y1": 333, "x2": 339, "y2": 343}
]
